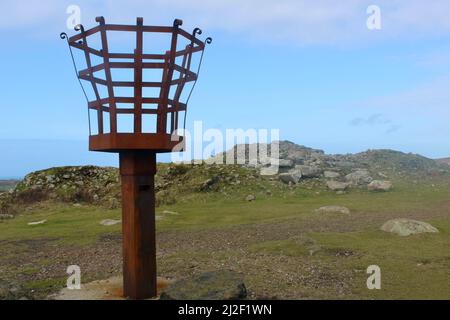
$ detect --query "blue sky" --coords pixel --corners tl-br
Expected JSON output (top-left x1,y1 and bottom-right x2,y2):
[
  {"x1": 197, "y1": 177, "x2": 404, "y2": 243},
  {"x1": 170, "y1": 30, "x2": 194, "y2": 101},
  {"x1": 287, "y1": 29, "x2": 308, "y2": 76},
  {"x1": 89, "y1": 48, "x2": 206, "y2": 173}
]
[{"x1": 1, "y1": 0, "x2": 450, "y2": 178}]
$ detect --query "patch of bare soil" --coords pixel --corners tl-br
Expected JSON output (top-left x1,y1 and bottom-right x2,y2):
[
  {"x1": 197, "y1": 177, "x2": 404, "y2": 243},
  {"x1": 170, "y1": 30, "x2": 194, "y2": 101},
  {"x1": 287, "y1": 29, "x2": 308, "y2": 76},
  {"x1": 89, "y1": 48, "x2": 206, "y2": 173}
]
[{"x1": 0, "y1": 235, "x2": 122, "y2": 299}]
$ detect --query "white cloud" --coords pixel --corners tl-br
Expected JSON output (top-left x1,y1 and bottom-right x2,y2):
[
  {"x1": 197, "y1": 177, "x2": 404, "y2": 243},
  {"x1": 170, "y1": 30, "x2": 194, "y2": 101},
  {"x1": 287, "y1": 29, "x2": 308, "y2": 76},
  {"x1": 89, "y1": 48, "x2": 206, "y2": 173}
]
[
  {"x1": 2, "y1": 0, "x2": 450, "y2": 45},
  {"x1": 347, "y1": 76, "x2": 450, "y2": 139},
  {"x1": 350, "y1": 114, "x2": 401, "y2": 134},
  {"x1": 362, "y1": 76, "x2": 450, "y2": 114},
  {"x1": 350, "y1": 113, "x2": 391, "y2": 126}
]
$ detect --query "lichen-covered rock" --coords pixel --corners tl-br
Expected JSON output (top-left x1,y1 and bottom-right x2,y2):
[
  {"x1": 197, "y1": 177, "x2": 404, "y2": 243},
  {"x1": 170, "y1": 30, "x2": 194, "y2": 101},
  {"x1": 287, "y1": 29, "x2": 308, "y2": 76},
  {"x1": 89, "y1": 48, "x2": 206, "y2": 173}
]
[
  {"x1": 28, "y1": 219, "x2": 47, "y2": 226},
  {"x1": 99, "y1": 219, "x2": 121, "y2": 226},
  {"x1": 160, "y1": 271, "x2": 247, "y2": 300},
  {"x1": 324, "y1": 171, "x2": 340, "y2": 179},
  {"x1": 381, "y1": 219, "x2": 439, "y2": 236},
  {"x1": 259, "y1": 166, "x2": 278, "y2": 176},
  {"x1": 10, "y1": 166, "x2": 120, "y2": 207},
  {"x1": 199, "y1": 176, "x2": 220, "y2": 191},
  {"x1": 314, "y1": 206, "x2": 350, "y2": 215},
  {"x1": 295, "y1": 165, "x2": 322, "y2": 178},
  {"x1": 245, "y1": 194, "x2": 256, "y2": 201},
  {"x1": 345, "y1": 169, "x2": 373, "y2": 185},
  {"x1": 368, "y1": 180, "x2": 392, "y2": 191},
  {"x1": 277, "y1": 159, "x2": 293, "y2": 168},
  {"x1": 279, "y1": 171, "x2": 302, "y2": 184},
  {"x1": 326, "y1": 180, "x2": 350, "y2": 191}
]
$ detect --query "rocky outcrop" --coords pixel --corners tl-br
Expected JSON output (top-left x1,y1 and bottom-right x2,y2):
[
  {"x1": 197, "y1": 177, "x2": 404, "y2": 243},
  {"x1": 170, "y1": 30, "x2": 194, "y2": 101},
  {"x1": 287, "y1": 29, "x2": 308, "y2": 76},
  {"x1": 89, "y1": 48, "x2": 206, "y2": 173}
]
[
  {"x1": 381, "y1": 219, "x2": 439, "y2": 236},
  {"x1": 210, "y1": 141, "x2": 442, "y2": 190},
  {"x1": 160, "y1": 270, "x2": 247, "y2": 300},
  {"x1": 10, "y1": 166, "x2": 120, "y2": 208}
]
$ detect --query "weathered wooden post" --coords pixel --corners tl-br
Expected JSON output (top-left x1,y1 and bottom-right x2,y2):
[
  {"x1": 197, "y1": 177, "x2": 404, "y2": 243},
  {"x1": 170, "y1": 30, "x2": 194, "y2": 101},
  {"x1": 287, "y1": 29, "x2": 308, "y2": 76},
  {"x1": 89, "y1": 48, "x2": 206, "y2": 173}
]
[{"x1": 61, "y1": 17, "x2": 211, "y2": 299}]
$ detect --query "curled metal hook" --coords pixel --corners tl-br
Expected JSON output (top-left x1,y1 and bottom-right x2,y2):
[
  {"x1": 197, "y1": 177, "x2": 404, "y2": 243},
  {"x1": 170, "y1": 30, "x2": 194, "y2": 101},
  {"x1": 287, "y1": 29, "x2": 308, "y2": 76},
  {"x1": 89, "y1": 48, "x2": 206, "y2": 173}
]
[
  {"x1": 205, "y1": 37, "x2": 212, "y2": 44},
  {"x1": 189, "y1": 28, "x2": 202, "y2": 47},
  {"x1": 60, "y1": 29, "x2": 91, "y2": 134},
  {"x1": 173, "y1": 19, "x2": 183, "y2": 27},
  {"x1": 192, "y1": 27, "x2": 202, "y2": 37},
  {"x1": 74, "y1": 24, "x2": 85, "y2": 33}
]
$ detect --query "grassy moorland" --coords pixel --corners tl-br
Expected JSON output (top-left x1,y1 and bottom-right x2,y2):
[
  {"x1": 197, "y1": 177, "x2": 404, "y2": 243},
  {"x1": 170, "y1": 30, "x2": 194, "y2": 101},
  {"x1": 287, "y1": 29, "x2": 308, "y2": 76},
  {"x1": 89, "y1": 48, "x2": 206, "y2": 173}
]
[{"x1": 0, "y1": 168, "x2": 449, "y2": 300}]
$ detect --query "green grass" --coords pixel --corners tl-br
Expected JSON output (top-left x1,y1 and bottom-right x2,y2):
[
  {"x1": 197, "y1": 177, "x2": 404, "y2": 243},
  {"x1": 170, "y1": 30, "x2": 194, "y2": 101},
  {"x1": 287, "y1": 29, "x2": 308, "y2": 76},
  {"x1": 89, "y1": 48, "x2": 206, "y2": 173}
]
[
  {"x1": 309, "y1": 220, "x2": 450, "y2": 299},
  {"x1": 249, "y1": 220, "x2": 450, "y2": 299},
  {"x1": 2, "y1": 177, "x2": 450, "y2": 241},
  {"x1": 0, "y1": 204, "x2": 121, "y2": 246},
  {"x1": 157, "y1": 178, "x2": 450, "y2": 231},
  {"x1": 249, "y1": 239, "x2": 314, "y2": 257}
]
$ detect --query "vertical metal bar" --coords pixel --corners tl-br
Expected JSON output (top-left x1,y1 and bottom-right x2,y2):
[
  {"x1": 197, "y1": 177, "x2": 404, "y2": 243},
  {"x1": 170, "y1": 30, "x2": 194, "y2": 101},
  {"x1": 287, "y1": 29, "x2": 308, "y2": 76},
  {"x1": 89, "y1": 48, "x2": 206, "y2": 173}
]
[
  {"x1": 157, "y1": 52, "x2": 170, "y2": 133},
  {"x1": 120, "y1": 151, "x2": 157, "y2": 299},
  {"x1": 158, "y1": 19, "x2": 181, "y2": 134},
  {"x1": 172, "y1": 44, "x2": 191, "y2": 132},
  {"x1": 134, "y1": 17, "x2": 144, "y2": 133},
  {"x1": 78, "y1": 29, "x2": 104, "y2": 134},
  {"x1": 97, "y1": 16, "x2": 118, "y2": 133}
]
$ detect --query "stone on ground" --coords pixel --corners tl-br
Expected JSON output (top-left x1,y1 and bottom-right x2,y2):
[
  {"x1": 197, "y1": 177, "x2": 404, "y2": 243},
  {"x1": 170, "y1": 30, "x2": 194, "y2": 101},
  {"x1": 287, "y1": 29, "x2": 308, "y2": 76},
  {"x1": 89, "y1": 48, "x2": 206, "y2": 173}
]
[
  {"x1": 295, "y1": 165, "x2": 322, "y2": 178},
  {"x1": 99, "y1": 219, "x2": 121, "y2": 226},
  {"x1": 160, "y1": 270, "x2": 247, "y2": 300},
  {"x1": 345, "y1": 169, "x2": 373, "y2": 185},
  {"x1": 314, "y1": 206, "x2": 350, "y2": 215},
  {"x1": 162, "y1": 210, "x2": 180, "y2": 215},
  {"x1": 278, "y1": 159, "x2": 294, "y2": 168},
  {"x1": 326, "y1": 180, "x2": 350, "y2": 191},
  {"x1": 368, "y1": 180, "x2": 392, "y2": 191},
  {"x1": 279, "y1": 171, "x2": 302, "y2": 184},
  {"x1": 28, "y1": 219, "x2": 47, "y2": 226},
  {"x1": 245, "y1": 194, "x2": 256, "y2": 202},
  {"x1": 381, "y1": 219, "x2": 439, "y2": 236},
  {"x1": 324, "y1": 171, "x2": 340, "y2": 179},
  {"x1": 259, "y1": 166, "x2": 278, "y2": 176}
]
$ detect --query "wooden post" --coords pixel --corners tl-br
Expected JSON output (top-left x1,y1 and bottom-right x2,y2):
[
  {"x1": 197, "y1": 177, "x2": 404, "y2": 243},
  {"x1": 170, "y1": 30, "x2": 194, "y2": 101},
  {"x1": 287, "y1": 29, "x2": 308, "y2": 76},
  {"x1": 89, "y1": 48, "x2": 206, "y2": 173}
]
[{"x1": 119, "y1": 151, "x2": 157, "y2": 299}]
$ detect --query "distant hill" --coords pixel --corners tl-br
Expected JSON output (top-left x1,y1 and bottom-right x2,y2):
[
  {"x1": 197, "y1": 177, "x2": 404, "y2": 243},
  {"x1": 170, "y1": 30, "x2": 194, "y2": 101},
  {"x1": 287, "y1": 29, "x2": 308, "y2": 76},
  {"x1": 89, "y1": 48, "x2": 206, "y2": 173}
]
[
  {"x1": 0, "y1": 180, "x2": 19, "y2": 192},
  {"x1": 435, "y1": 158, "x2": 450, "y2": 166},
  {"x1": 1, "y1": 141, "x2": 448, "y2": 216},
  {"x1": 212, "y1": 140, "x2": 441, "y2": 174}
]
